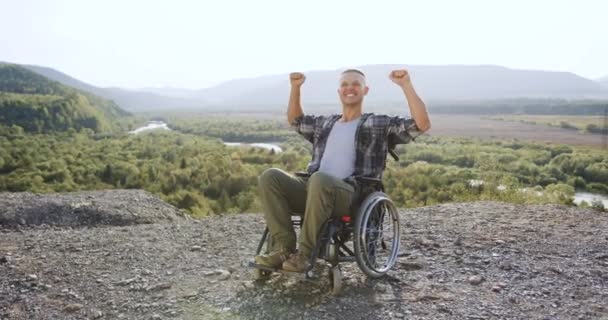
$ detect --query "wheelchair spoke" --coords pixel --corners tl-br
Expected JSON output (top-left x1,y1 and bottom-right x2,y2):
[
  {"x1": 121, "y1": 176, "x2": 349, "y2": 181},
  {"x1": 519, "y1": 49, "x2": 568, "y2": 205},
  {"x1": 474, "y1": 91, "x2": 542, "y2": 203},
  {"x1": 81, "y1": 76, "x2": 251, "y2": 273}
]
[
  {"x1": 363, "y1": 201, "x2": 398, "y2": 270},
  {"x1": 355, "y1": 192, "x2": 401, "y2": 277}
]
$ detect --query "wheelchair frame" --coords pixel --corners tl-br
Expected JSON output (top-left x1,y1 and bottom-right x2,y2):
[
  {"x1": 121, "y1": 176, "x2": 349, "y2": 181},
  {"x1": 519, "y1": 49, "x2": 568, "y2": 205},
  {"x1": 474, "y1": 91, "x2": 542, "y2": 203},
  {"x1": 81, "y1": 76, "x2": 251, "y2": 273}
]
[{"x1": 249, "y1": 175, "x2": 401, "y2": 295}]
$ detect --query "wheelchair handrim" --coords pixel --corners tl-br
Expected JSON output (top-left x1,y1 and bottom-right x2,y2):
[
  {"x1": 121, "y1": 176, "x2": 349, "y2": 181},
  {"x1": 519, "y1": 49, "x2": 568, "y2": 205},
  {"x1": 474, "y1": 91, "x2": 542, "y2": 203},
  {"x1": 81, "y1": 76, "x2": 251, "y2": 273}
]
[{"x1": 358, "y1": 194, "x2": 400, "y2": 275}]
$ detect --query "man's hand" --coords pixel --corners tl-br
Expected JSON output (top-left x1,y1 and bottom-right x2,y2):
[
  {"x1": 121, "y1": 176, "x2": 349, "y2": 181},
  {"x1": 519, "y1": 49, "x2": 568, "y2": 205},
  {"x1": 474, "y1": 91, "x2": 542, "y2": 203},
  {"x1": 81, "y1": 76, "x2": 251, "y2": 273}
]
[
  {"x1": 290, "y1": 72, "x2": 306, "y2": 87},
  {"x1": 287, "y1": 72, "x2": 305, "y2": 125},
  {"x1": 389, "y1": 69, "x2": 411, "y2": 87}
]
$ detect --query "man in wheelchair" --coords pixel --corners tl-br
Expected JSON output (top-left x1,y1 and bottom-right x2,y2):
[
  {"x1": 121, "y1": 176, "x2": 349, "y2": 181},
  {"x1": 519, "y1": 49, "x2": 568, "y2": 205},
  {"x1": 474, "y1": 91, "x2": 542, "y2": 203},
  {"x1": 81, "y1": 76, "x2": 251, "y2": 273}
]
[{"x1": 255, "y1": 68, "x2": 431, "y2": 273}]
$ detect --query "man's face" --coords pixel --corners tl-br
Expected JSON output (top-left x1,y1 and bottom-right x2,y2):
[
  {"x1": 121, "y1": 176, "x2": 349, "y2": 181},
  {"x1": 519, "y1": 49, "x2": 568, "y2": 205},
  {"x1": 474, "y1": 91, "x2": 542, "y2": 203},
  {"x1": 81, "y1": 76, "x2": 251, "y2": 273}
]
[{"x1": 338, "y1": 72, "x2": 369, "y2": 106}]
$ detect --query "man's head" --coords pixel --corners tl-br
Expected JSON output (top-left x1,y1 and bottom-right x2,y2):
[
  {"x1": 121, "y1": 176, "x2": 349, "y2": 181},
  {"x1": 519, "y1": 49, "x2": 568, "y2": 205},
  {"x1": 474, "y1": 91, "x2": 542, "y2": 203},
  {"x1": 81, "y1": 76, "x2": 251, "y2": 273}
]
[{"x1": 338, "y1": 69, "x2": 369, "y2": 107}]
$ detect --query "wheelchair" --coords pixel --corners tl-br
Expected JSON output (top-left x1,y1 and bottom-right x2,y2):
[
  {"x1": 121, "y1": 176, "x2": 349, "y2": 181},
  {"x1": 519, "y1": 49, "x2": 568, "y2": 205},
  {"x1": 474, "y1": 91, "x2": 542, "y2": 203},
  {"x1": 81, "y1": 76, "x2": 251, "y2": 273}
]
[{"x1": 249, "y1": 172, "x2": 401, "y2": 295}]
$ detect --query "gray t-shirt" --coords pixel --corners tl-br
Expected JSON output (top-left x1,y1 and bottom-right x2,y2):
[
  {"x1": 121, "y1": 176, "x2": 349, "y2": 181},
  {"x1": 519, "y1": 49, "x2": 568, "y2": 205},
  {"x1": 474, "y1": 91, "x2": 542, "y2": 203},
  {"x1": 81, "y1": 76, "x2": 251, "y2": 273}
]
[{"x1": 319, "y1": 118, "x2": 359, "y2": 179}]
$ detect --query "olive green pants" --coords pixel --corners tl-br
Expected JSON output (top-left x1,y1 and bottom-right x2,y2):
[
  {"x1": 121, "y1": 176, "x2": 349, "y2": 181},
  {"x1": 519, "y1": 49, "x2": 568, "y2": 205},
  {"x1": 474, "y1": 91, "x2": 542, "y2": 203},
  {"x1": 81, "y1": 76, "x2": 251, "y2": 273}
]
[{"x1": 258, "y1": 168, "x2": 356, "y2": 257}]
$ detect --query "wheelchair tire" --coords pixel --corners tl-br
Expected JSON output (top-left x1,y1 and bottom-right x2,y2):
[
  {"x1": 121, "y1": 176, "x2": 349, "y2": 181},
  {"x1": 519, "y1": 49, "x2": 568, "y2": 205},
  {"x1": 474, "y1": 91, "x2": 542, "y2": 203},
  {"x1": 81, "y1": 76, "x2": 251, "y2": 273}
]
[
  {"x1": 353, "y1": 191, "x2": 401, "y2": 278},
  {"x1": 326, "y1": 241, "x2": 339, "y2": 266},
  {"x1": 253, "y1": 268, "x2": 272, "y2": 281},
  {"x1": 328, "y1": 266, "x2": 343, "y2": 295}
]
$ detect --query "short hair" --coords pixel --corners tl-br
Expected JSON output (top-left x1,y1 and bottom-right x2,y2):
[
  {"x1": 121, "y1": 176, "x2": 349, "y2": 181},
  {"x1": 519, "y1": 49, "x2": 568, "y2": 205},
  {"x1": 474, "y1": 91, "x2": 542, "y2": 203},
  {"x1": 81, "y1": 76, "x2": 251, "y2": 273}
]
[{"x1": 341, "y1": 68, "x2": 366, "y2": 78}]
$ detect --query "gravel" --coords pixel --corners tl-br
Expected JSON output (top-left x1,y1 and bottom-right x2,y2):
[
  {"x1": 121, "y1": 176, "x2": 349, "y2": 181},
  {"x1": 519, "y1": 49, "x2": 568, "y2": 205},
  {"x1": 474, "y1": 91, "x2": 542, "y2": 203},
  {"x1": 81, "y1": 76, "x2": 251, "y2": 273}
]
[{"x1": 1, "y1": 191, "x2": 607, "y2": 320}]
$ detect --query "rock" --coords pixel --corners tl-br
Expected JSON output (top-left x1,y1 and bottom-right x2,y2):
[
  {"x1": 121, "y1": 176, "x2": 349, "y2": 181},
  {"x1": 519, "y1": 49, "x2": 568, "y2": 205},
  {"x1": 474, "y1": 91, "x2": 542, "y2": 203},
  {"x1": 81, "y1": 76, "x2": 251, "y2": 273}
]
[
  {"x1": 190, "y1": 245, "x2": 203, "y2": 252},
  {"x1": 26, "y1": 274, "x2": 38, "y2": 282},
  {"x1": 375, "y1": 283, "x2": 388, "y2": 293},
  {"x1": 241, "y1": 281, "x2": 255, "y2": 290},
  {"x1": 468, "y1": 275, "x2": 484, "y2": 285},
  {"x1": 146, "y1": 282, "x2": 172, "y2": 291},
  {"x1": 117, "y1": 277, "x2": 137, "y2": 286},
  {"x1": 499, "y1": 262, "x2": 513, "y2": 271},
  {"x1": 92, "y1": 310, "x2": 103, "y2": 318},
  {"x1": 0, "y1": 256, "x2": 8, "y2": 264},
  {"x1": 399, "y1": 261, "x2": 424, "y2": 270},
  {"x1": 547, "y1": 267, "x2": 563, "y2": 274},
  {"x1": 217, "y1": 269, "x2": 231, "y2": 280},
  {"x1": 64, "y1": 303, "x2": 84, "y2": 312},
  {"x1": 415, "y1": 294, "x2": 443, "y2": 301},
  {"x1": 594, "y1": 253, "x2": 608, "y2": 260},
  {"x1": 181, "y1": 290, "x2": 198, "y2": 299}
]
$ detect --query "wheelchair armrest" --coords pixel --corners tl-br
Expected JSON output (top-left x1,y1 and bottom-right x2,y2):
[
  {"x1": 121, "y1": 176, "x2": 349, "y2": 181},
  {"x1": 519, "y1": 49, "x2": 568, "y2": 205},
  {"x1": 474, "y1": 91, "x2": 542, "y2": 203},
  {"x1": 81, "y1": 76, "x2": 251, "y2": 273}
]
[
  {"x1": 295, "y1": 171, "x2": 311, "y2": 178},
  {"x1": 389, "y1": 148, "x2": 399, "y2": 161},
  {"x1": 354, "y1": 176, "x2": 382, "y2": 184},
  {"x1": 388, "y1": 140, "x2": 399, "y2": 161}
]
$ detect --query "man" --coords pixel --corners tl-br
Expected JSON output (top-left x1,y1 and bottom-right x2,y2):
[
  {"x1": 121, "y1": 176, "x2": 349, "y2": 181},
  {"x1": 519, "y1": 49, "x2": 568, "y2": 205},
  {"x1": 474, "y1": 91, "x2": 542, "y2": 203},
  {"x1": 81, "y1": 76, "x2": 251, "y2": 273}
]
[{"x1": 255, "y1": 68, "x2": 431, "y2": 272}]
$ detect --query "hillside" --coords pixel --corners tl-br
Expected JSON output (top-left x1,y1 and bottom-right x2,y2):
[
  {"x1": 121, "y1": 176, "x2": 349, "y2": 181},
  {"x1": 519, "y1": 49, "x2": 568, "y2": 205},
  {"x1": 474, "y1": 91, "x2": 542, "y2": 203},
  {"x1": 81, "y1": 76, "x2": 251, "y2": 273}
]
[
  {"x1": 18, "y1": 63, "x2": 206, "y2": 112},
  {"x1": 0, "y1": 64, "x2": 129, "y2": 133},
  {"x1": 1, "y1": 190, "x2": 607, "y2": 319},
  {"x1": 598, "y1": 75, "x2": 608, "y2": 87}
]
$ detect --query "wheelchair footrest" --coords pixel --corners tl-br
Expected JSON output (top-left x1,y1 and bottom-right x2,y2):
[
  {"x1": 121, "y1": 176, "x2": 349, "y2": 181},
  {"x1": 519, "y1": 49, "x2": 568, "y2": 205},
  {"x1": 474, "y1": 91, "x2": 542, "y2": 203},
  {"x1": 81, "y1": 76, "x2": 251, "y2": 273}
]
[
  {"x1": 247, "y1": 261, "x2": 317, "y2": 279},
  {"x1": 247, "y1": 261, "x2": 278, "y2": 273}
]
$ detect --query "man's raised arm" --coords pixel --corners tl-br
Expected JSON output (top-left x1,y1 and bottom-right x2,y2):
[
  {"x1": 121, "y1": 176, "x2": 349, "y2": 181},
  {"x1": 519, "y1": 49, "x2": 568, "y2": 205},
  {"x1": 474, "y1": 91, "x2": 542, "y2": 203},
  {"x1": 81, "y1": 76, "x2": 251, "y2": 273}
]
[
  {"x1": 389, "y1": 69, "x2": 431, "y2": 132},
  {"x1": 287, "y1": 72, "x2": 305, "y2": 125}
]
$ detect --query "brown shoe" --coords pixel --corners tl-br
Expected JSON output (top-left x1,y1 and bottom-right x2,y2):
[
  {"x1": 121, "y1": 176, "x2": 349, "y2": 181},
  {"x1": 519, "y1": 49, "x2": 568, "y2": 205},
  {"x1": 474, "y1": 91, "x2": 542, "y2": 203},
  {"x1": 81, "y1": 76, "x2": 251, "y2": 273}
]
[
  {"x1": 254, "y1": 250, "x2": 290, "y2": 269},
  {"x1": 282, "y1": 252, "x2": 310, "y2": 273}
]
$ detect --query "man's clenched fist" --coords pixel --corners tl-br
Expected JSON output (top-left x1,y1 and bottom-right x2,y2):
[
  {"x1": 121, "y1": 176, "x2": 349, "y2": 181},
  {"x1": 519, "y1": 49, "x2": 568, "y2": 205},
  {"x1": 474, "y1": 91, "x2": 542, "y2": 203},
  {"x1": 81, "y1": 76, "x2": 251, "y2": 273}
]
[
  {"x1": 290, "y1": 72, "x2": 306, "y2": 87},
  {"x1": 389, "y1": 69, "x2": 411, "y2": 87}
]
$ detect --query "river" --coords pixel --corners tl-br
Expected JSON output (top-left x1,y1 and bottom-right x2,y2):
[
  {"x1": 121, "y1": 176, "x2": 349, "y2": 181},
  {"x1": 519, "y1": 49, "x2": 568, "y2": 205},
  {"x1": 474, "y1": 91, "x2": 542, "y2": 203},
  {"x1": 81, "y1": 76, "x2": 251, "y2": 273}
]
[
  {"x1": 130, "y1": 121, "x2": 282, "y2": 153},
  {"x1": 128, "y1": 121, "x2": 171, "y2": 134}
]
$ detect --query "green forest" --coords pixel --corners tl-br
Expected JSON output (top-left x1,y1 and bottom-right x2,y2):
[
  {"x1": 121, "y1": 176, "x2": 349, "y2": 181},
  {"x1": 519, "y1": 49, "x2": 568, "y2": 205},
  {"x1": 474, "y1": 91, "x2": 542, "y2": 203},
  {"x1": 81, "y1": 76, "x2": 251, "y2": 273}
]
[
  {"x1": 1, "y1": 116, "x2": 606, "y2": 216},
  {"x1": 0, "y1": 64, "x2": 129, "y2": 133}
]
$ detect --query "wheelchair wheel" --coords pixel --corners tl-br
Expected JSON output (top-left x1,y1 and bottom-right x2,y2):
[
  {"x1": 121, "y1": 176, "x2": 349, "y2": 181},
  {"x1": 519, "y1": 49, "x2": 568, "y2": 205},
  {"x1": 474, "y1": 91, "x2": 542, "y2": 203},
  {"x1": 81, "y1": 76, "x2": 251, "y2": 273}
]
[
  {"x1": 253, "y1": 268, "x2": 272, "y2": 281},
  {"x1": 353, "y1": 191, "x2": 400, "y2": 278},
  {"x1": 328, "y1": 266, "x2": 343, "y2": 295},
  {"x1": 326, "y1": 241, "x2": 339, "y2": 266}
]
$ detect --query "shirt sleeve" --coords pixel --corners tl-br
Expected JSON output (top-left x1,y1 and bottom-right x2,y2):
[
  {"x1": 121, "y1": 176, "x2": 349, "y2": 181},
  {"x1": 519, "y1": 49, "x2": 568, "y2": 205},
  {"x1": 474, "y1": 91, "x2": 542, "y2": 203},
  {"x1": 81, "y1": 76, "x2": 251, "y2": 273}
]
[
  {"x1": 290, "y1": 114, "x2": 324, "y2": 143},
  {"x1": 386, "y1": 116, "x2": 423, "y2": 144}
]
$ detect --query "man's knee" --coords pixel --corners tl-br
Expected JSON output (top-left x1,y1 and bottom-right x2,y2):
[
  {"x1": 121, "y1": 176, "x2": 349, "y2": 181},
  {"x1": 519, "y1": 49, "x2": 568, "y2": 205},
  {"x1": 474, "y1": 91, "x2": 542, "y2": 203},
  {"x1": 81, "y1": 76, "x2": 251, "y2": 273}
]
[
  {"x1": 258, "y1": 168, "x2": 286, "y2": 188},
  {"x1": 307, "y1": 171, "x2": 335, "y2": 191}
]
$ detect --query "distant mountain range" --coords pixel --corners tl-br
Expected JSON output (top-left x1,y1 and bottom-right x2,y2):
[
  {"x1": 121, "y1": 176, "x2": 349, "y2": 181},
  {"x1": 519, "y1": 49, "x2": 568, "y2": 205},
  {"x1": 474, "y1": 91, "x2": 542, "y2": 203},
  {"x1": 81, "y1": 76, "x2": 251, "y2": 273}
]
[
  {"x1": 196, "y1": 65, "x2": 608, "y2": 107},
  {"x1": 3, "y1": 62, "x2": 608, "y2": 112},
  {"x1": 18, "y1": 64, "x2": 205, "y2": 112}
]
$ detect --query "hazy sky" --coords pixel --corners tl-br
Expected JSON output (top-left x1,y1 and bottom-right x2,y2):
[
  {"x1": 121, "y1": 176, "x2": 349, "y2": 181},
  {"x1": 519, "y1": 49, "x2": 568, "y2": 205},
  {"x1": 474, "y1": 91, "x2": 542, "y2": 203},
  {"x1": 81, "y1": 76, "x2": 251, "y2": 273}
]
[{"x1": 1, "y1": 0, "x2": 606, "y2": 89}]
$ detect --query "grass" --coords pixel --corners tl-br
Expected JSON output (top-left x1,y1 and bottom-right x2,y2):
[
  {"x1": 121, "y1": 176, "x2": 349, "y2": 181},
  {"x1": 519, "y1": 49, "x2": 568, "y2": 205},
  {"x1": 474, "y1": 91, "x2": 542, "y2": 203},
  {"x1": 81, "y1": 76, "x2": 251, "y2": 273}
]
[{"x1": 485, "y1": 115, "x2": 607, "y2": 133}]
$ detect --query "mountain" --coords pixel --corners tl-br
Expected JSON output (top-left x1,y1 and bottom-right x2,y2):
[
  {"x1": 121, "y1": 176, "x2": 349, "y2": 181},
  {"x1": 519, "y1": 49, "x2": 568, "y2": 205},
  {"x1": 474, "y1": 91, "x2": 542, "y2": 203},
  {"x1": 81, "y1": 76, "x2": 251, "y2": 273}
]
[
  {"x1": 0, "y1": 63, "x2": 129, "y2": 133},
  {"x1": 197, "y1": 65, "x2": 608, "y2": 107},
  {"x1": 18, "y1": 64, "x2": 206, "y2": 112},
  {"x1": 9, "y1": 62, "x2": 608, "y2": 112},
  {"x1": 136, "y1": 87, "x2": 200, "y2": 99},
  {"x1": 597, "y1": 75, "x2": 608, "y2": 87}
]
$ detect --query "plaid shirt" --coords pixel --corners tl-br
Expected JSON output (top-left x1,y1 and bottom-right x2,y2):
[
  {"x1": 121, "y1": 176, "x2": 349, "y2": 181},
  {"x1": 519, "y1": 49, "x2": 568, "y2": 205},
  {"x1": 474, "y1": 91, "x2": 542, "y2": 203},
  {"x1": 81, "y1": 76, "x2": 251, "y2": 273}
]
[{"x1": 291, "y1": 113, "x2": 422, "y2": 179}]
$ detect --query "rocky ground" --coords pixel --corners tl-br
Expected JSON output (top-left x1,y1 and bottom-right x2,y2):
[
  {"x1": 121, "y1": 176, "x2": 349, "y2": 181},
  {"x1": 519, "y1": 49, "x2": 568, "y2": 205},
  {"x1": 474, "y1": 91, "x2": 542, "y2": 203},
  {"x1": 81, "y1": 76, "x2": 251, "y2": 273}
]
[{"x1": 1, "y1": 190, "x2": 607, "y2": 320}]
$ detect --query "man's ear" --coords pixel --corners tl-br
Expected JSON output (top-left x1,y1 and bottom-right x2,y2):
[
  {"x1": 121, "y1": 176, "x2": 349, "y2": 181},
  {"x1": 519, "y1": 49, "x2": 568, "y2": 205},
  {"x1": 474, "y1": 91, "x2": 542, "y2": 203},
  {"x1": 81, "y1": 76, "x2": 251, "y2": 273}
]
[{"x1": 364, "y1": 86, "x2": 369, "y2": 95}]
